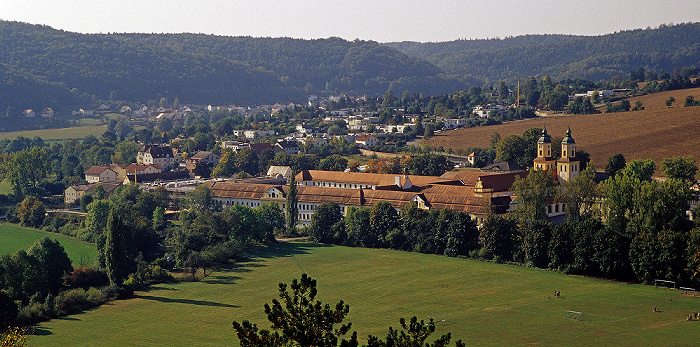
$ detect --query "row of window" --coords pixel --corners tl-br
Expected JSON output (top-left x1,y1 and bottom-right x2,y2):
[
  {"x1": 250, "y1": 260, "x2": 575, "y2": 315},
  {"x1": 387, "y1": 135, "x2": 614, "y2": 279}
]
[{"x1": 307, "y1": 181, "x2": 373, "y2": 189}]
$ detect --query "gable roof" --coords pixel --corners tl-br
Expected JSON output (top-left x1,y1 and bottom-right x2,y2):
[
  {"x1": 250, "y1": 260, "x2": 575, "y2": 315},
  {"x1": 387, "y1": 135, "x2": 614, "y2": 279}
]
[
  {"x1": 481, "y1": 161, "x2": 525, "y2": 172},
  {"x1": 84, "y1": 165, "x2": 117, "y2": 175},
  {"x1": 141, "y1": 145, "x2": 174, "y2": 158},
  {"x1": 125, "y1": 169, "x2": 190, "y2": 183}
]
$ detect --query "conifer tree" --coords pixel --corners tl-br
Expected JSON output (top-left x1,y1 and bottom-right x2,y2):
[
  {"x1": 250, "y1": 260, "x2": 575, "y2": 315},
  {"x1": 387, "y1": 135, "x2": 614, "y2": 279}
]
[{"x1": 286, "y1": 171, "x2": 298, "y2": 232}]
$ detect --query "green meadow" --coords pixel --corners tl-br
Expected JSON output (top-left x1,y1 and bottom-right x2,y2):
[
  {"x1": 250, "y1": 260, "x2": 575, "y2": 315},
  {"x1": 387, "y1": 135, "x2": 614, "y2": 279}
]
[
  {"x1": 0, "y1": 223, "x2": 97, "y2": 265},
  {"x1": 30, "y1": 242, "x2": 700, "y2": 346}
]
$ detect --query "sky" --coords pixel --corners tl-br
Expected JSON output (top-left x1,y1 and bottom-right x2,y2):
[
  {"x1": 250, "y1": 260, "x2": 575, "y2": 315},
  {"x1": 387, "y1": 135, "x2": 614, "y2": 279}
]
[{"x1": 2, "y1": 0, "x2": 700, "y2": 42}]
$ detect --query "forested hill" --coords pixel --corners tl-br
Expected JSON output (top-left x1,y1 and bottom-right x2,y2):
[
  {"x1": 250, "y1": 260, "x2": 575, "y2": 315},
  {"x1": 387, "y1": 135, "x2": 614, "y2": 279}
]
[
  {"x1": 385, "y1": 23, "x2": 700, "y2": 82},
  {"x1": 0, "y1": 21, "x2": 476, "y2": 109}
]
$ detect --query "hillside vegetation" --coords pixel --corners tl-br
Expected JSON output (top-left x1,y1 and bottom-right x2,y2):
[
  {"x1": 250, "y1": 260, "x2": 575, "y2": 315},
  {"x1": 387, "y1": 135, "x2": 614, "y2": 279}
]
[
  {"x1": 2, "y1": 21, "x2": 700, "y2": 112},
  {"x1": 31, "y1": 242, "x2": 700, "y2": 346},
  {"x1": 0, "y1": 21, "x2": 474, "y2": 110},
  {"x1": 424, "y1": 87, "x2": 700, "y2": 167},
  {"x1": 386, "y1": 22, "x2": 700, "y2": 82}
]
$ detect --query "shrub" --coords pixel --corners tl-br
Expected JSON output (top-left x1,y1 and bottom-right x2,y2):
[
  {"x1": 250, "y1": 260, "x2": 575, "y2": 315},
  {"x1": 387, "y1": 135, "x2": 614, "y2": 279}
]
[
  {"x1": 101, "y1": 285, "x2": 134, "y2": 301},
  {"x1": 65, "y1": 266, "x2": 109, "y2": 289},
  {"x1": 55, "y1": 288, "x2": 106, "y2": 316}
]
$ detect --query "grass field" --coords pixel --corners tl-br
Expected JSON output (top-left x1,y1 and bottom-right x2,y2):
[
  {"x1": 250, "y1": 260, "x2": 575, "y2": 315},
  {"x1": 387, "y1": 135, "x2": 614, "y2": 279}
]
[
  {"x1": 31, "y1": 242, "x2": 700, "y2": 346},
  {"x1": 0, "y1": 125, "x2": 107, "y2": 142},
  {"x1": 0, "y1": 222, "x2": 96, "y2": 265},
  {"x1": 424, "y1": 87, "x2": 700, "y2": 169}
]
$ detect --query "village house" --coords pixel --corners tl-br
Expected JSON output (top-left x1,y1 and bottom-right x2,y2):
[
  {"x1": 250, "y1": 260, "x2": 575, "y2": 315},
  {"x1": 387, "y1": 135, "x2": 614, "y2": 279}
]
[
  {"x1": 40, "y1": 108, "x2": 54, "y2": 117},
  {"x1": 186, "y1": 151, "x2": 221, "y2": 173},
  {"x1": 84, "y1": 165, "x2": 121, "y2": 183},
  {"x1": 137, "y1": 144, "x2": 178, "y2": 170},
  {"x1": 355, "y1": 134, "x2": 379, "y2": 148},
  {"x1": 275, "y1": 139, "x2": 300, "y2": 154},
  {"x1": 64, "y1": 183, "x2": 120, "y2": 205}
]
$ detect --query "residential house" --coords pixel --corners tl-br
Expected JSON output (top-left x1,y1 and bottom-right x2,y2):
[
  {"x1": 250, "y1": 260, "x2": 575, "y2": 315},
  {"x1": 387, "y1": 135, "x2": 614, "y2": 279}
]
[
  {"x1": 84, "y1": 165, "x2": 121, "y2": 183},
  {"x1": 186, "y1": 151, "x2": 221, "y2": 173},
  {"x1": 220, "y1": 141, "x2": 250, "y2": 152},
  {"x1": 276, "y1": 140, "x2": 299, "y2": 154},
  {"x1": 22, "y1": 109, "x2": 35, "y2": 118},
  {"x1": 355, "y1": 134, "x2": 379, "y2": 149},
  {"x1": 137, "y1": 145, "x2": 178, "y2": 170},
  {"x1": 65, "y1": 183, "x2": 120, "y2": 205},
  {"x1": 40, "y1": 108, "x2": 54, "y2": 118}
]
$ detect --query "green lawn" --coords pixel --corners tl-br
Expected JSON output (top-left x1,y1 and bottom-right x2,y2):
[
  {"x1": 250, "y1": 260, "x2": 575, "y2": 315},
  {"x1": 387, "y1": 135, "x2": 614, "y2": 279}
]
[
  {"x1": 0, "y1": 125, "x2": 107, "y2": 142},
  {"x1": 0, "y1": 223, "x2": 97, "y2": 265},
  {"x1": 31, "y1": 242, "x2": 700, "y2": 346}
]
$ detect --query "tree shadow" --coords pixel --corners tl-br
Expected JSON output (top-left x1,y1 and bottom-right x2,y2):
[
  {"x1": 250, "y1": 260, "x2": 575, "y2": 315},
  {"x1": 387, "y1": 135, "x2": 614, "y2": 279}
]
[
  {"x1": 220, "y1": 241, "x2": 326, "y2": 275},
  {"x1": 32, "y1": 327, "x2": 52, "y2": 336},
  {"x1": 136, "y1": 294, "x2": 240, "y2": 308},
  {"x1": 200, "y1": 273, "x2": 242, "y2": 285},
  {"x1": 149, "y1": 285, "x2": 177, "y2": 291}
]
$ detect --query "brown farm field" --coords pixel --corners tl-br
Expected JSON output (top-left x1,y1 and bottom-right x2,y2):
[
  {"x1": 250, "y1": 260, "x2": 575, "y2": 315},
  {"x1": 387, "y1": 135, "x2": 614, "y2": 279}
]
[{"x1": 425, "y1": 87, "x2": 700, "y2": 168}]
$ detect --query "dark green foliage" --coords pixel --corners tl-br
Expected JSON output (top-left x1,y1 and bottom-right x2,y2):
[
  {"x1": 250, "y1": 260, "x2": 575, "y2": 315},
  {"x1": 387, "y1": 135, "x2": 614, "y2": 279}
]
[
  {"x1": 605, "y1": 99, "x2": 631, "y2": 113},
  {"x1": 0, "y1": 290, "x2": 18, "y2": 326},
  {"x1": 105, "y1": 207, "x2": 128, "y2": 286},
  {"x1": 0, "y1": 21, "x2": 472, "y2": 108},
  {"x1": 232, "y1": 274, "x2": 357, "y2": 347},
  {"x1": 309, "y1": 202, "x2": 344, "y2": 244},
  {"x1": 318, "y1": 154, "x2": 349, "y2": 172},
  {"x1": 387, "y1": 23, "x2": 700, "y2": 83},
  {"x1": 479, "y1": 215, "x2": 518, "y2": 261},
  {"x1": 406, "y1": 153, "x2": 453, "y2": 176},
  {"x1": 605, "y1": 153, "x2": 626, "y2": 178},
  {"x1": 28, "y1": 238, "x2": 73, "y2": 296},
  {"x1": 286, "y1": 172, "x2": 298, "y2": 232},
  {"x1": 366, "y1": 316, "x2": 463, "y2": 347}
]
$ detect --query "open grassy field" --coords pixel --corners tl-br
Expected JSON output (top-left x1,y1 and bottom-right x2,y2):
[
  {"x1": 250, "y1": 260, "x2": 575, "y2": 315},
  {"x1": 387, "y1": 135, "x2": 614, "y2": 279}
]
[
  {"x1": 0, "y1": 125, "x2": 107, "y2": 142},
  {"x1": 0, "y1": 223, "x2": 96, "y2": 265},
  {"x1": 31, "y1": 242, "x2": 700, "y2": 346},
  {"x1": 425, "y1": 87, "x2": 700, "y2": 168}
]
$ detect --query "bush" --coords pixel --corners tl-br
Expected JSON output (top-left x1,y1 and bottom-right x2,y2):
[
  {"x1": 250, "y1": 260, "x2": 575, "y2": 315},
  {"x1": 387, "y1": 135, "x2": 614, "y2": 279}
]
[
  {"x1": 65, "y1": 266, "x2": 109, "y2": 289},
  {"x1": 55, "y1": 288, "x2": 106, "y2": 316},
  {"x1": 101, "y1": 285, "x2": 134, "y2": 301}
]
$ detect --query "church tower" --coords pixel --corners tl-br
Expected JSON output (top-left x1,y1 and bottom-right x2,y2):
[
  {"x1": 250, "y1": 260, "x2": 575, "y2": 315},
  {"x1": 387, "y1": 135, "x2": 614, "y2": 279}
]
[
  {"x1": 533, "y1": 127, "x2": 556, "y2": 171},
  {"x1": 556, "y1": 127, "x2": 580, "y2": 183}
]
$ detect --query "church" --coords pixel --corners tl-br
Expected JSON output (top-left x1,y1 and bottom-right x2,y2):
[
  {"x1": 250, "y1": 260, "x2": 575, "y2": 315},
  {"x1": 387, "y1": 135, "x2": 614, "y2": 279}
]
[{"x1": 533, "y1": 127, "x2": 580, "y2": 184}]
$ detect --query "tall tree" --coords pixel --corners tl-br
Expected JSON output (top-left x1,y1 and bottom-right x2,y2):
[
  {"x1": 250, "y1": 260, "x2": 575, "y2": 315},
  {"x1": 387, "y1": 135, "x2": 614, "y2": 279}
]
[
  {"x1": 512, "y1": 168, "x2": 558, "y2": 223},
  {"x1": 105, "y1": 207, "x2": 128, "y2": 286},
  {"x1": 28, "y1": 237, "x2": 73, "y2": 296},
  {"x1": 309, "y1": 202, "x2": 344, "y2": 244},
  {"x1": 286, "y1": 172, "x2": 298, "y2": 232}
]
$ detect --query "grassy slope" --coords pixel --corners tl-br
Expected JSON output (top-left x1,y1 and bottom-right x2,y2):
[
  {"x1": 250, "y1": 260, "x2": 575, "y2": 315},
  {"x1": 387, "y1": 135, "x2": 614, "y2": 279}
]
[
  {"x1": 424, "y1": 87, "x2": 700, "y2": 168},
  {"x1": 0, "y1": 223, "x2": 96, "y2": 265},
  {"x1": 32, "y1": 242, "x2": 699, "y2": 346},
  {"x1": 0, "y1": 125, "x2": 107, "y2": 142}
]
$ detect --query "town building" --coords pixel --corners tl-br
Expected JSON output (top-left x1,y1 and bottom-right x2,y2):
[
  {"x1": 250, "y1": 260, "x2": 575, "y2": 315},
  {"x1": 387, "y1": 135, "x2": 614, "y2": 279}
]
[
  {"x1": 137, "y1": 145, "x2": 178, "y2": 170},
  {"x1": 64, "y1": 182, "x2": 120, "y2": 204}
]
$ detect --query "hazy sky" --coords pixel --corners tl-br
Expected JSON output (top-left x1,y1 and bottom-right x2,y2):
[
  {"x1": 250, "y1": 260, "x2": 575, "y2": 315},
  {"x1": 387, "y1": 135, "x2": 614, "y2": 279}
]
[{"x1": 2, "y1": 1, "x2": 699, "y2": 42}]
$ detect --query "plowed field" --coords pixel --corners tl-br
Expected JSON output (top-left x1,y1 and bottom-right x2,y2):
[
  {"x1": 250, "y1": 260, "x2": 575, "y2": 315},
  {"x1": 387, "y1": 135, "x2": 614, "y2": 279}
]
[{"x1": 424, "y1": 87, "x2": 700, "y2": 167}]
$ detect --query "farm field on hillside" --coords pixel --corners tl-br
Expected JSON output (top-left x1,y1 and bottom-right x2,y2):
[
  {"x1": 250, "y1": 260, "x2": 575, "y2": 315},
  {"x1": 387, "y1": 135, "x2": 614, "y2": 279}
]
[
  {"x1": 0, "y1": 125, "x2": 107, "y2": 142},
  {"x1": 32, "y1": 242, "x2": 700, "y2": 346},
  {"x1": 0, "y1": 223, "x2": 97, "y2": 265},
  {"x1": 425, "y1": 87, "x2": 700, "y2": 168}
]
